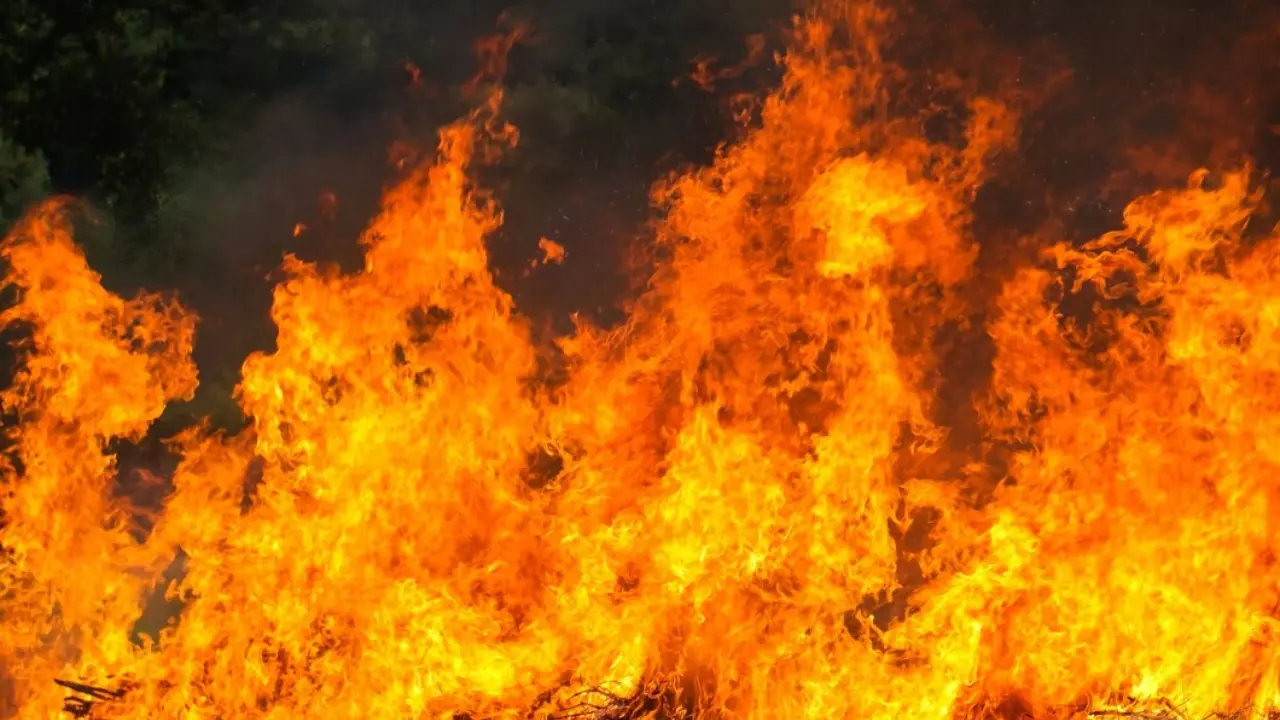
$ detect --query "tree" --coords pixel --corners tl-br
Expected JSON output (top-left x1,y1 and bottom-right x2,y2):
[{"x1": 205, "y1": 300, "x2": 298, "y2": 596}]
[{"x1": 0, "y1": 134, "x2": 50, "y2": 232}]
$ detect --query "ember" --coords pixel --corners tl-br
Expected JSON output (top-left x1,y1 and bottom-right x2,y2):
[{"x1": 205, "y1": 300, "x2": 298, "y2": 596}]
[{"x1": 4, "y1": 0, "x2": 1280, "y2": 718}]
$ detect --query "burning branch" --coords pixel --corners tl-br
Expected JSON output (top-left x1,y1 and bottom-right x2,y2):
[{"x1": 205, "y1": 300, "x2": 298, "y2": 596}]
[
  {"x1": 54, "y1": 678, "x2": 131, "y2": 718},
  {"x1": 52, "y1": 674, "x2": 1280, "y2": 720},
  {"x1": 1087, "y1": 710, "x2": 1280, "y2": 720},
  {"x1": 1065, "y1": 696, "x2": 1280, "y2": 720},
  {"x1": 549, "y1": 685, "x2": 679, "y2": 720}
]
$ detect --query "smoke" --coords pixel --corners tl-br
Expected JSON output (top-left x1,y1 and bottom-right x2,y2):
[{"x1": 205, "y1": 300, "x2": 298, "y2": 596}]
[{"x1": 130, "y1": 0, "x2": 796, "y2": 414}]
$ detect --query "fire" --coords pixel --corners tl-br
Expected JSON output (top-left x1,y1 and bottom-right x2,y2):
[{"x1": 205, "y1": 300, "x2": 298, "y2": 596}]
[
  {"x1": 530, "y1": 238, "x2": 566, "y2": 271},
  {"x1": 3, "y1": 2, "x2": 1280, "y2": 719}
]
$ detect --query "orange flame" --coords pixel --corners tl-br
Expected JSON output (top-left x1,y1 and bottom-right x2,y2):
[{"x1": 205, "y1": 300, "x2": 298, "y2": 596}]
[
  {"x1": 3, "y1": 3, "x2": 1280, "y2": 720},
  {"x1": 687, "y1": 35, "x2": 769, "y2": 92},
  {"x1": 527, "y1": 238, "x2": 567, "y2": 273}
]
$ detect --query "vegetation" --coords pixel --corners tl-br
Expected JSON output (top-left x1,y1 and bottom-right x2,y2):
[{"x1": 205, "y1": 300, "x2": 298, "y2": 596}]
[{"x1": 0, "y1": 0, "x2": 779, "y2": 252}]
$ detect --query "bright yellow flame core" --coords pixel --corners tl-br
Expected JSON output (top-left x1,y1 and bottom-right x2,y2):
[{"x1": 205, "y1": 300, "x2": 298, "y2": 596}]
[{"x1": 2, "y1": 7, "x2": 1279, "y2": 720}]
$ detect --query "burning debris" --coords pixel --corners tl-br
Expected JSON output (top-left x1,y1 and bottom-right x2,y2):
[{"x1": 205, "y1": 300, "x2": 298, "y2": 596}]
[
  {"x1": 54, "y1": 679, "x2": 131, "y2": 718},
  {"x1": 51, "y1": 677, "x2": 685, "y2": 720},
  {"x1": 48, "y1": 677, "x2": 1280, "y2": 720},
  {"x1": 5, "y1": 0, "x2": 1280, "y2": 718}
]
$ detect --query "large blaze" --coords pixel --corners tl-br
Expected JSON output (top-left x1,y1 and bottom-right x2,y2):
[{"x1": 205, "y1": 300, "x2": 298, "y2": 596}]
[{"x1": 3, "y1": 2, "x2": 1280, "y2": 718}]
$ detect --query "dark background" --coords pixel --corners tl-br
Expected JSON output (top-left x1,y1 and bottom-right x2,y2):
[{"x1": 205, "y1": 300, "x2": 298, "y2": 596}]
[{"x1": 1, "y1": 0, "x2": 1278, "y2": 432}]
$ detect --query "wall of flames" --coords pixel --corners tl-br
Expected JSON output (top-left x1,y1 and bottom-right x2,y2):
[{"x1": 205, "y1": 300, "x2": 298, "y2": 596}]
[{"x1": 3, "y1": 2, "x2": 1280, "y2": 719}]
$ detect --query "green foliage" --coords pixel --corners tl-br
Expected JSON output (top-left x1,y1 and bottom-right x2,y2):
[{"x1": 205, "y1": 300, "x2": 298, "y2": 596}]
[
  {"x1": 0, "y1": 134, "x2": 51, "y2": 232},
  {"x1": 154, "y1": 377, "x2": 246, "y2": 436},
  {"x1": 500, "y1": 80, "x2": 618, "y2": 177},
  {"x1": 1, "y1": 0, "x2": 783, "y2": 264},
  {"x1": 0, "y1": 0, "x2": 382, "y2": 250},
  {"x1": 493, "y1": 0, "x2": 790, "y2": 178}
]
